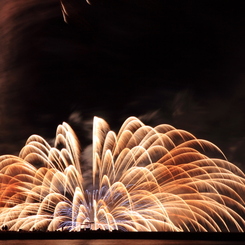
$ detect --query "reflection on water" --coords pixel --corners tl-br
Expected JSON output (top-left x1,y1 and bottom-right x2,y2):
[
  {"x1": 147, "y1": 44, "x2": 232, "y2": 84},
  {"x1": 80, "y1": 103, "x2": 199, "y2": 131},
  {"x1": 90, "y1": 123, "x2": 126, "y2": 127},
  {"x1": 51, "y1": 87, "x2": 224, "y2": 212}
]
[{"x1": 1, "y1": 240, "x2": 244, "y2": 245}]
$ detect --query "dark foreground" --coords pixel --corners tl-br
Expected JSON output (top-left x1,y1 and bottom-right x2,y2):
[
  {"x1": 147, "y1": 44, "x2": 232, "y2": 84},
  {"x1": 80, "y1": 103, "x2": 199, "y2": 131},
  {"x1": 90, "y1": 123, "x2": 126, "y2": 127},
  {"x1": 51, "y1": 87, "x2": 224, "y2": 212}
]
[{"x1": 0, "y1": 231, "x2": 244, "y2": 241}]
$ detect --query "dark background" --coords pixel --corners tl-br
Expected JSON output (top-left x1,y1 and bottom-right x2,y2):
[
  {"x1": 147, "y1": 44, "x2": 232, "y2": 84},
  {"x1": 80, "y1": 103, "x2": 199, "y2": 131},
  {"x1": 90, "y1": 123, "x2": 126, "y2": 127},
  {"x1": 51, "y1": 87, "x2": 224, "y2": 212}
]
[{"x1": 0, "y1": 0, "x2": 245, "y2": 170}]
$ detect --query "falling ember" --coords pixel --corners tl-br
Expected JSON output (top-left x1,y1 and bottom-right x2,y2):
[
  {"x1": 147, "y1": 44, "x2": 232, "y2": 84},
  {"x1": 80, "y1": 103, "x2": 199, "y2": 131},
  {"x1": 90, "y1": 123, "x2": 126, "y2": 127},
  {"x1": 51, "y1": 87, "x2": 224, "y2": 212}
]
[{"x1": 0, "y1": 117, "x2": 245, "y2": 232}]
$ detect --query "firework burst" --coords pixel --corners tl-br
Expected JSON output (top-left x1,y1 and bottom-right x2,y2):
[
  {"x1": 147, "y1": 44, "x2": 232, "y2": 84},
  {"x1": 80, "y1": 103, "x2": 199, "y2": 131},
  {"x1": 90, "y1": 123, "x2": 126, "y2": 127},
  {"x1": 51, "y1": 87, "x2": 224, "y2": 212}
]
[{"x1": 0, "y1": 117, "x2": 245, "y2": 232}]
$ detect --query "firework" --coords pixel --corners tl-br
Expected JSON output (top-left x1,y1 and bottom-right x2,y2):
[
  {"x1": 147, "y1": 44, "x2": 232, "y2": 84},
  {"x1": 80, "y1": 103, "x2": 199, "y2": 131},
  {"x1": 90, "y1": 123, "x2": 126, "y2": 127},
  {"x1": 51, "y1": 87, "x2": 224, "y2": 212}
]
[{"x1": 0, "y1": 117, "x2": 245, "y2": 232}]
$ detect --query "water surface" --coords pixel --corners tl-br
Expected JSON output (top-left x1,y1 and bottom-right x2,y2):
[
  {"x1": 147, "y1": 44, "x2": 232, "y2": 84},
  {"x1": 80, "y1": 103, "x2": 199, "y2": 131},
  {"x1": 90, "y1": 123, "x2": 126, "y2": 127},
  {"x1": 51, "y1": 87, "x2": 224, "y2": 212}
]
[{"x1": 1, "y1": 240, "x2": 244, "y2": 245}]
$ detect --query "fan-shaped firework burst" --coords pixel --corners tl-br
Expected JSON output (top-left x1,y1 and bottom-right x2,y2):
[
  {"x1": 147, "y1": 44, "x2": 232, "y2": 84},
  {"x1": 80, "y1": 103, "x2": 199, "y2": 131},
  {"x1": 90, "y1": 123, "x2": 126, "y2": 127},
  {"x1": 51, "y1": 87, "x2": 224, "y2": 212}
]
[{"x1": 0, "y1": 117, "x2": 245, "y2": 232}]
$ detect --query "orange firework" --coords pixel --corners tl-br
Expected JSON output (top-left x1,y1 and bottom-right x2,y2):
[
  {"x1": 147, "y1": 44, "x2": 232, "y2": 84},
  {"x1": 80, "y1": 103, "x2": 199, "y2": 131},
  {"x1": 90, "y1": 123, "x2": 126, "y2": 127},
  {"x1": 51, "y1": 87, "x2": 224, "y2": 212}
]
[{"x1": 0, "y1": 117, "x2": 245, "y2": 232}]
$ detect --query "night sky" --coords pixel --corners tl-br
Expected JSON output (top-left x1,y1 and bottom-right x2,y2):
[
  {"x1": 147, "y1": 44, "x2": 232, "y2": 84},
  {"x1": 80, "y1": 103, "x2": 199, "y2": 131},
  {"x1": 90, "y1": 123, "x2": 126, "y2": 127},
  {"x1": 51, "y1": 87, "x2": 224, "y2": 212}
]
[{"x1": 0, "y1": 0, "x2": 245, "y2": 170}]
